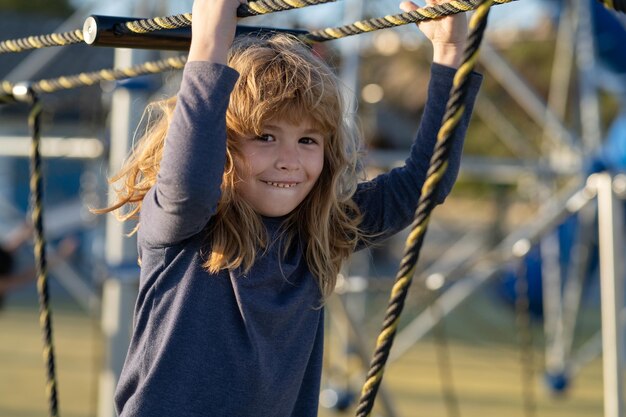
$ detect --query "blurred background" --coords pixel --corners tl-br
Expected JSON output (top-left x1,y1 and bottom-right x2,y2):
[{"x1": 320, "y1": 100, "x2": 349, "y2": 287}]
[{"x1": 1, "y1": 0, "x2": 625, "y2": 416}]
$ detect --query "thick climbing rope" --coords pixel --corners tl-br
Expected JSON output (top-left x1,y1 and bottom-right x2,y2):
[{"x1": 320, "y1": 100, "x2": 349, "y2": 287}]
[
  {"x1": 2, "y1": 0, "x2": 625, "y2": 56},
  {"x1": 304, "y1": 0, "x2": 512, "y2": 42},
  {"x1": 354, "y1": 1, "x2": 494, "y2": 416},
  {"x1": 122, "y1": 0, "x2": 515, "y2": 41},
  {"x1": 0, "y1": 0, "x2": 336, "y2": 55},
  {"x1": 0, "y1": 0, "x2": 507, "y2": 103},
  {"x1": 122, "y1": 0, "x2": 337, "y2": 34},
  {"x1": 0, "y1": 29, "x2": 84, "y2": 54},
  {"x1": 0, "y1": 55, "x2": 188, "y2": 101},
  {"x1": 1, "y1": 0, "x2": 625, "y2": 55},
  {"x1": 12, "y1": 85, "x2": 60, "y2": 417}
]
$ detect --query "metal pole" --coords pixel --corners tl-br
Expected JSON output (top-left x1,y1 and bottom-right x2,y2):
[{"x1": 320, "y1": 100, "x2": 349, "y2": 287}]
[
  {"x1": 474, "y1": 97, "x2": 539, "y2": 159},
  {"x1": 542, "y1": 2, "x2": 576, "y2": 170},
  {"x1": 591, "y1": 173, "x2": 624, "y2": 417},
  {"x1": 97, "y1": 45, "x2": 152, "y2": 417},
  {"x1": 0, "y1": 136, "x2": 104, "y2": 158},
  {"x1": 541, "y1": 231, "x2": 565, "y2": 380},
  {"x1": 82, "y1": 15, "x2": 308, "y2": 51},
  {"x1": 389, "y1": 182, "x2": 596, "y2": 364},
  {"x1": 479, "y1": 41, "x2": 581, "y2": 155},
  {"x1": 560, "y1": 200, "x2": 596, "y2": 369},
  {"x1": 574, "y1": 0, "x2": 602, "y2": 151}
]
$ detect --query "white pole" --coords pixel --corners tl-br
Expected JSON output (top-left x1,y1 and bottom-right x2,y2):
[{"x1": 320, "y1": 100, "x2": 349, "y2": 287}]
[
  {"x1": 97, "y1": 45, "x2": 152, "y2": 417},
  {"x1": 574, "y1": 0, "x2": 602, "y2": 151},
  {"x1": 592, "y1": 173, "x2": 624, "y2": 417}
]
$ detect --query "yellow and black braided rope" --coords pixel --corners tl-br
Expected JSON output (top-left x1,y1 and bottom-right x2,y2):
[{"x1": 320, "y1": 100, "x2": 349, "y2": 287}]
[
  {"x1": 0, "y1": 55, "x2": 188, "y2": 102},
  {"x1": 0, "y1": 81, "x2": 15, "y2": 104},
  {"x1": 0, "y1": 0, "x2": 511, "y2": 101},
  {"x1": 0, "y1": 0, "x2": 335, "y2": 54},
  {"x1": 123, "y1": 13, "x2": 193, "y2": 33},
  {"x1": 26, "y1": 94, "x2": 60, "y2": 417},
  {"x1": 123, "y1": 0, "x2": 338, "y2": 33},
  {"x1": 0, "y1": 29, "x2": 83, "y2": 54},
  {"x1": 354, "y1": 2, "x2": 494, "y2": 416},
  {"x1": 304, "y1": 0, "x2": 511, "y2": 42},
  {"x1": 1, "y1": 0, "x2": 624, "y2": 56}
]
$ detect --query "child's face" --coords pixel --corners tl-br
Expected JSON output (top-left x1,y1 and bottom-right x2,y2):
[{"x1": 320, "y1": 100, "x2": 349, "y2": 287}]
[{"x1": 235, "y1": 118, "x2": 325, "y2": 217}]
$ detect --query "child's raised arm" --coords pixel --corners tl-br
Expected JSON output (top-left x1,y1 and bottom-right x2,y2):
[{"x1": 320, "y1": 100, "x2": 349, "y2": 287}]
[
  {"x1": 353, "y1": 0, "x2": 480, "y2": 245},
  {"x1": 400, "y1": 0, "x2": 468, "y2": 68},
  {"x1": 189, "y1": 0, "x2": 245, "y2": 64},
  {"x1": 138, "y1": 0, "x2": 242, "y2": 247}
]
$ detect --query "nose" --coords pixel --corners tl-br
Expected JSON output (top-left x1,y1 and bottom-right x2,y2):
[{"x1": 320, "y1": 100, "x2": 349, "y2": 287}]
[{"x1": 275, "y1": 142, "x2": 300, "y2": 171}]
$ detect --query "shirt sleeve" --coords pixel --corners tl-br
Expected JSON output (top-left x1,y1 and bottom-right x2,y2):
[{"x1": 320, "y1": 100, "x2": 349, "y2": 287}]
[
  {"x1": 138, "y1": 62, "x2": 240, "y2": 248},
  {"x1": 353, "y1": 63, "x2": 482, "y2": 247}
]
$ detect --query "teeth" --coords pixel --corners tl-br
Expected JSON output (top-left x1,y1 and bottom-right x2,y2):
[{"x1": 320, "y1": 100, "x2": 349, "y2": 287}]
[{"x1": 265, "y1": 181, "x2": 296, "y2": 188}]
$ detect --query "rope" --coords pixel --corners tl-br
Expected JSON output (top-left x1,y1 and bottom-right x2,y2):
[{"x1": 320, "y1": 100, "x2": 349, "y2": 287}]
[
  {"x1": 0, "y1": 29, "x2": 83, "y2": 54},
  {"x1": 354, "y1": 2, "x2": 494, "y2": 416},
  {"x1": 0, "y1": 0, "x2": 337, "y2": 55},
  {"x1": 304, "y1": 0, "x2": 513, "y2": 43},
  {"x1": 123, "y1": 0, "x2": 337, "y2": 34},
  {"x1": 1, "y1": 0, "x2": 624, "y2": 56},
  {"x1": 0, "y1": 0, "x2": 511, "y2": 102},
  {"x1": 18, "y1": 87, "x2": 60, "y2": 417},
  {"x1": 0, "y1": 55, "x2": 188, "y2": 102}
]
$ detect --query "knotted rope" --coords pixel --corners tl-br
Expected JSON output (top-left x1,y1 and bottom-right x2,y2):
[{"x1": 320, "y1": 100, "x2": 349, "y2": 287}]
[
  {"x1": 0, "y1": 0, "x2": 337, "y2": 55},
  {"x1": 354, "y1": 1, "x2": 494, "y2": 416},
  {"x1": 0, "y1": 0, "x2": 508, "y2": 103},
  {"x1": 1, "y1": 0, "x2": 625, "y2": 56},
  {"x1": 12, "y1": 85, "x2": 61, "y2": 417},
  {"x1": 0, "y1": 56, "x2": 188, "y2": 101},
  {"x1": 0, "y1": 29, "x2": 84, "y2": 54},
  {"x1": 123, "y1": 0, "x2": 337, "y2": 33},
  {"x1": 304, "y1": 0, "x2": 512, "y2": 42}
]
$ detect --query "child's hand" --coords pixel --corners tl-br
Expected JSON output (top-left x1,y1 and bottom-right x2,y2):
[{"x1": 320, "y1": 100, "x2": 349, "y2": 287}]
[
  {"x1": 189, "y1": 0, "x2": 247, "y2": 64},
  {"x1": 400, "y1": 0, "x2": 468, "y2": 68}
]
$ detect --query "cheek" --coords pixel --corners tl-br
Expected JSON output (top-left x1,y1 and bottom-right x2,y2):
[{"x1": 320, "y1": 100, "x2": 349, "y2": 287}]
[
  {"x1": 236, "y1": 145, "x2": 263, "y2": 175},
  {"x1": 310, "y1": 151, "x2": 325, "y2": 180},
  {"x1": 232, "y1": 157, "x2": 247, "y2": 178}
]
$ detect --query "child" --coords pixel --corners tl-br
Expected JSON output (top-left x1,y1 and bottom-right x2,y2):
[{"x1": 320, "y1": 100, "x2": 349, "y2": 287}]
[{"x1": 102, "y1": 0, "x2": 482, "y2": 415}]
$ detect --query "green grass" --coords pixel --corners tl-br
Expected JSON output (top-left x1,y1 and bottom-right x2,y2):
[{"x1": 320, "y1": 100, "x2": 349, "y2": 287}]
[{"x1": 0, "y1": 298, "x2": 607, "y2": 417}]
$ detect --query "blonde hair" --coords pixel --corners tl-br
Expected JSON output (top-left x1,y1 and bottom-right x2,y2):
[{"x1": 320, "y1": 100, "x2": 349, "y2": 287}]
[{"x1": 97, "y1": 35, "x2": 364, "y2": 298}]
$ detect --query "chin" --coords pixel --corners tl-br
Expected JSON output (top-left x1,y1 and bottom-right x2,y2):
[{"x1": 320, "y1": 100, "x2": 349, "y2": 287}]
[
  {"x1": 259, "y1": 209, "x2": 294, "y2": 218},
  {"x1": 255, "y1": 202, "x2": 301, "y2": 218}
]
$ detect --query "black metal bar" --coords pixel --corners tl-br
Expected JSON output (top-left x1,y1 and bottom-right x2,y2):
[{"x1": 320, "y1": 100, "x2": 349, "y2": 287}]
[{"x1": 83, "y1": 15, "x2": 309, "y2": 51}]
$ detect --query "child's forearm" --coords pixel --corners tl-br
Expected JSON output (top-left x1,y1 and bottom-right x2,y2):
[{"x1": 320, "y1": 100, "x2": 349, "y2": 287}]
[
  {"x1": 188, "y1": 0, "x2": 242, "y2": 64},
  {"x1": 432, "y1": 43, "x2": 464, "y2": 69},
  {"x1": 189, "y1": 40, "x2": 230, "y2": 65}
]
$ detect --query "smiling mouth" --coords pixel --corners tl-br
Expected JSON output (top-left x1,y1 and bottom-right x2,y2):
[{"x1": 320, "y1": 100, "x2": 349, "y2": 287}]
[{"x1": 262, "y1": 181, "x2": 298, "y2": 188}]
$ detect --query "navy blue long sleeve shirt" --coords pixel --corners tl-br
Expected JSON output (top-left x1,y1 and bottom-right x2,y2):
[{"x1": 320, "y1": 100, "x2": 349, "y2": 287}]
[{"x1": 114, "y1": 61, "x2": 481, "y2": 417}]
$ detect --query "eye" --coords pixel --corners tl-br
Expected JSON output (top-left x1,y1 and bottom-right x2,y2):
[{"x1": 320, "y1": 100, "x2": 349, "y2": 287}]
[
  {"x1": 299, "y1": 136, "x2": 320, "y2": 145},
  {"x1": 255, "y1": 134, "x2": 275, "y2": 142}
]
